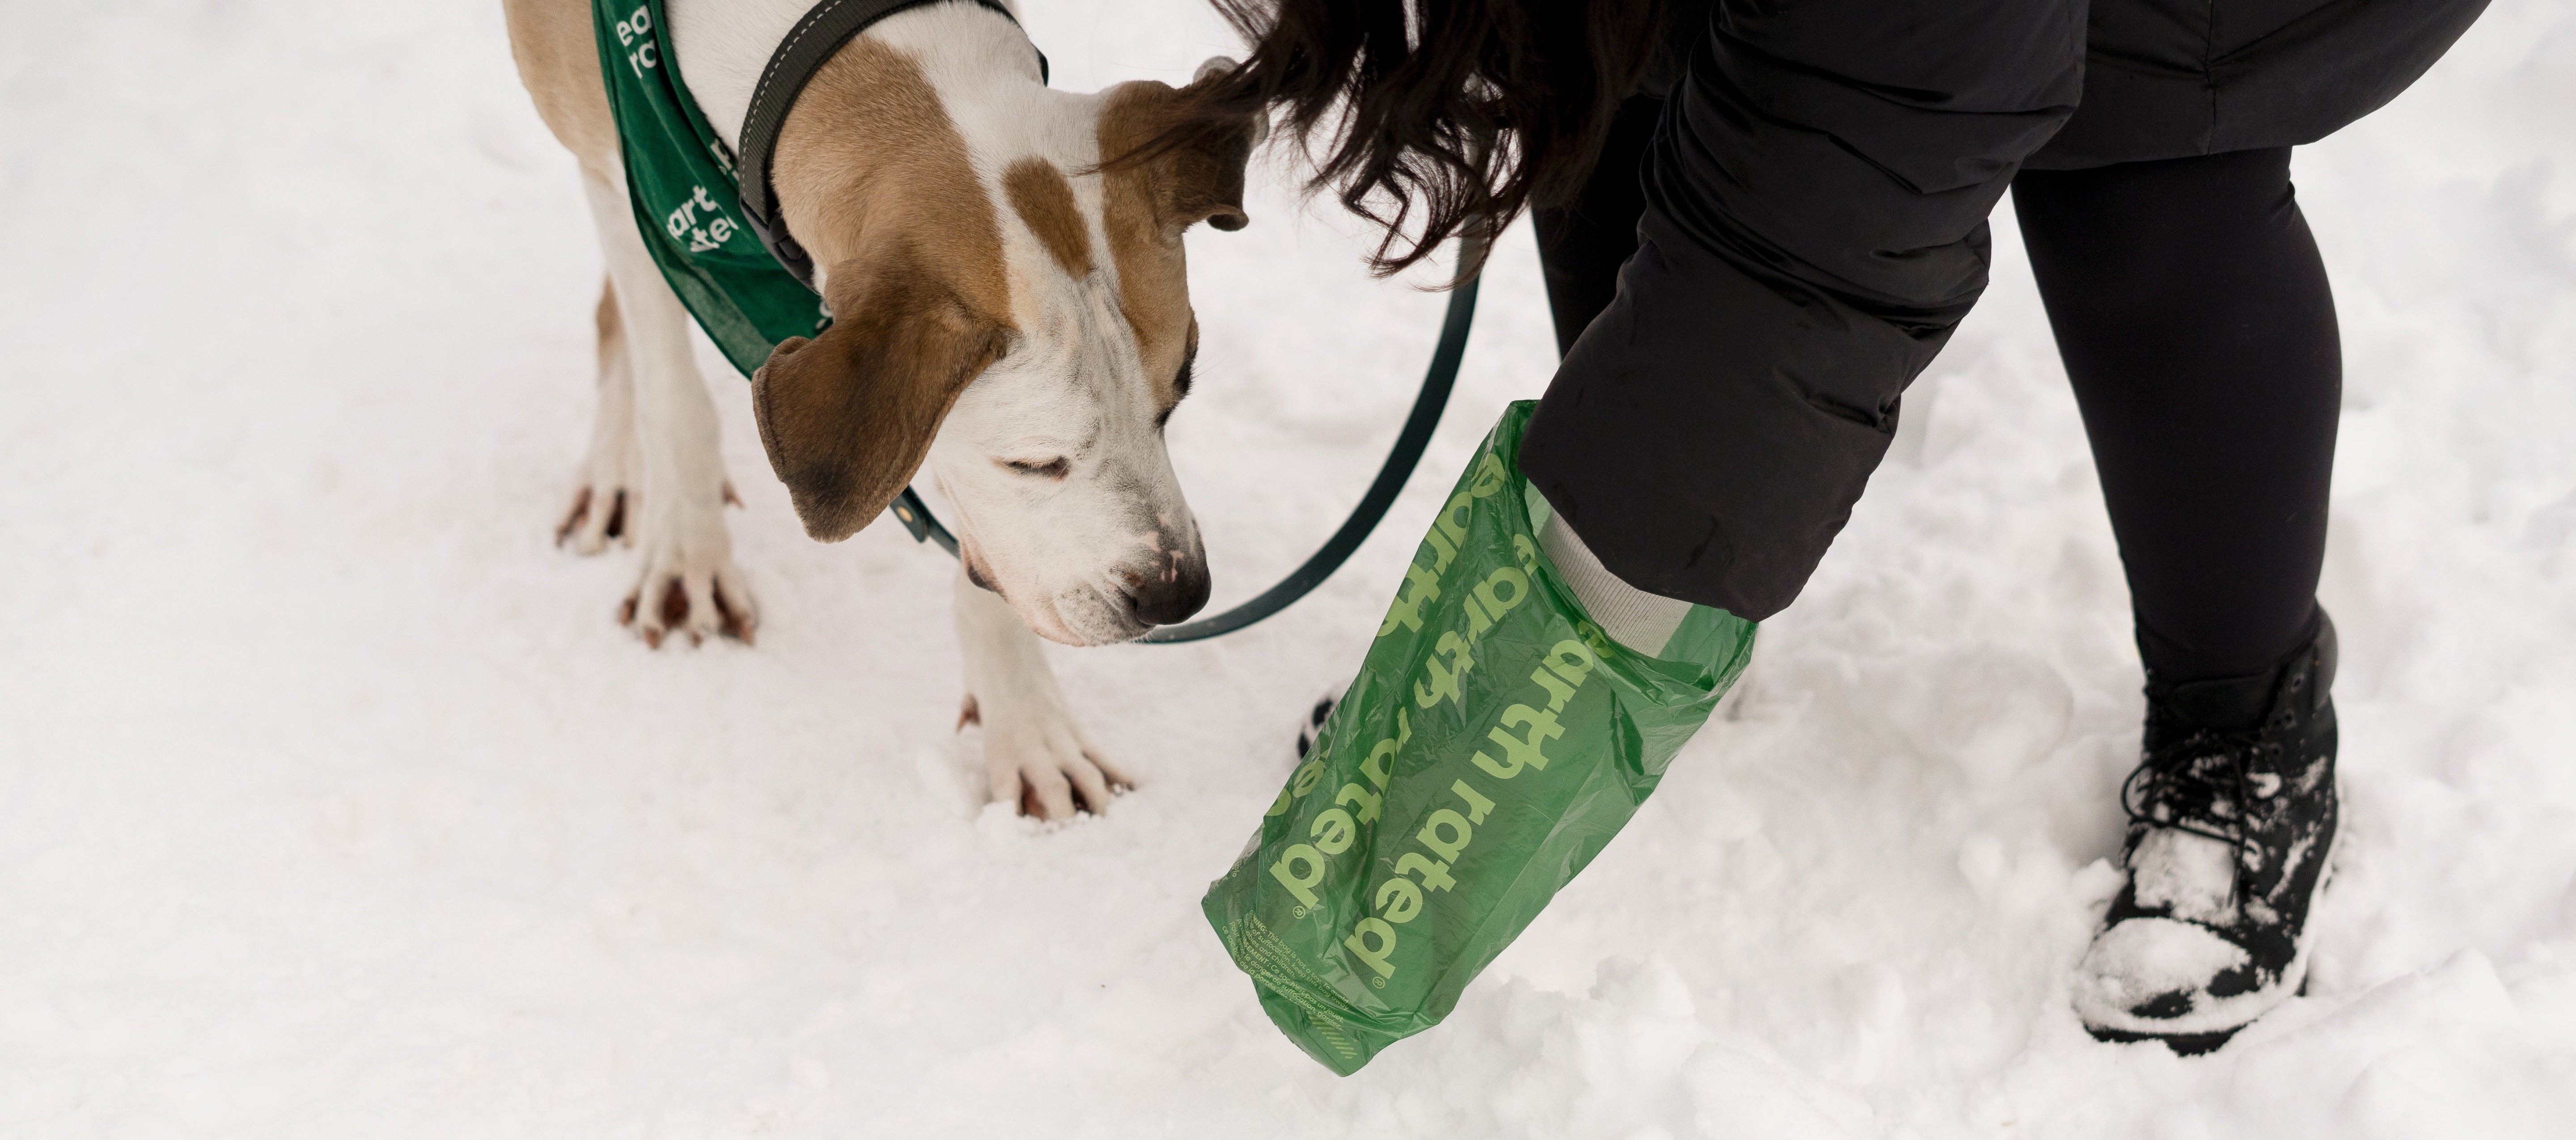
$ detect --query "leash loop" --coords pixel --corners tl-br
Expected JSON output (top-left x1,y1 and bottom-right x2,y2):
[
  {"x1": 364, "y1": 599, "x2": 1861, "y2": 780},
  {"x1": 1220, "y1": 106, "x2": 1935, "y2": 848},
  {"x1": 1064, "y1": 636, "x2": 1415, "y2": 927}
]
[{"x1": 1135, "y1": 251, "x2": 1480, "y2": 642}]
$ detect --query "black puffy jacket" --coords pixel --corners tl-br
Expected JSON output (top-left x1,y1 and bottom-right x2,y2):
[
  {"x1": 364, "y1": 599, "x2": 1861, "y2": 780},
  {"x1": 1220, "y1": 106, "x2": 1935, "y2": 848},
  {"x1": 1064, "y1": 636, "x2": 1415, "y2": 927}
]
[{"x1": 1519, "y1": 0, "x2": 2487, "y2": 619}]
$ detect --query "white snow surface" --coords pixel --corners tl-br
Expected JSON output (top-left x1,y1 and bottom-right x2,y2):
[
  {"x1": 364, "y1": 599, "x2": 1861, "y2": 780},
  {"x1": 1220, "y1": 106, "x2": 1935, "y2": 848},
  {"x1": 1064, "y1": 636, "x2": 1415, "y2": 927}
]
[{"x1": 5, "y1": 2, "x2": 2576, "y2": 1137}]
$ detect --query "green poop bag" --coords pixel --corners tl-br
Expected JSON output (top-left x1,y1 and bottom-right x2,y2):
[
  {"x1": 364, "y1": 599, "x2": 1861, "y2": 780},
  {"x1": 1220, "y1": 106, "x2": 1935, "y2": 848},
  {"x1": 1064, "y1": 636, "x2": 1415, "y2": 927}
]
[{"x1": 1201, "y1": 400, "x2": 1756, "y2": 1074}]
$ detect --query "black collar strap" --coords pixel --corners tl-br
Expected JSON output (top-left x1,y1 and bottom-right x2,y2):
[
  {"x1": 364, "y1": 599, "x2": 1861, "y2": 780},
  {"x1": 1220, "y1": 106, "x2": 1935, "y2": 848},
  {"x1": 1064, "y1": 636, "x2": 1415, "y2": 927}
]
[{"x1": 737, "y1": 0, "x2": 1045, "y2": 291}]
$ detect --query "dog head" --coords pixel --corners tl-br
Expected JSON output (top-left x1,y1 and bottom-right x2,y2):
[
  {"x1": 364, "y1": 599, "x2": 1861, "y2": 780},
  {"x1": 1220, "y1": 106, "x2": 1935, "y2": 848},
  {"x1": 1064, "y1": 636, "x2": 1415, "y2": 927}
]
[{"x1": 753, "y1": 48, "x2": 1260, "y2": 645}]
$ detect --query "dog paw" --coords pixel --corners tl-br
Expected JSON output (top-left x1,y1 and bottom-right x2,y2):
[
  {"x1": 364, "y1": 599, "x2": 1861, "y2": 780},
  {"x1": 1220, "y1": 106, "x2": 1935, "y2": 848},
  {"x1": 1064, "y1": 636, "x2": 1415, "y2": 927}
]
[
  {"x1": 967, "y1": 695, "x2": 1132, "y2": 821},
  {"x1": 618, "y1": 525, "x2": 757, "y2": 648},
  {"x1": 556, "y1": 481, "x2": 634, "y2": 554},
  {"x1": 559, "y1": 479, "x2": 743, "y2": 555}
]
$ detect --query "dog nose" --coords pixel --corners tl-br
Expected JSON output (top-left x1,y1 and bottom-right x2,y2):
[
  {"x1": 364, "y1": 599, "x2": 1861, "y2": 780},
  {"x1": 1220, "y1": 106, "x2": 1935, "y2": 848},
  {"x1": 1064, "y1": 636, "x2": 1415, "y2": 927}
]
[{"x1": 1125, "y1": 558, "x2": 1211, "y2": 626}]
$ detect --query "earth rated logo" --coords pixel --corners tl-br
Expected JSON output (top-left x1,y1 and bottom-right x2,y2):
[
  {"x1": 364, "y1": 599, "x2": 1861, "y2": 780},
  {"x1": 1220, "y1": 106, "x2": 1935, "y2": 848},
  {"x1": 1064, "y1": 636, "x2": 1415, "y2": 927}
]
[
  {"x1": 612, "y1": 5, "x2": 658, "y2": 77},
  {"x1": 665, "y1": 185, "x2": 740, "y2": 253}
]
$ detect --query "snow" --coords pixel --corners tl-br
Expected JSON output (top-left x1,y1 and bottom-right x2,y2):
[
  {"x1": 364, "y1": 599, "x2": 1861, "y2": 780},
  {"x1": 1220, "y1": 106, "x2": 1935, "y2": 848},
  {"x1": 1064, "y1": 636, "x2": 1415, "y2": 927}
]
[
  {"x1": 4, "y1": 1, "x2": 2574, "y2": 1136},
  {"x1": 2071, "y1": 919, "x2": 2257, "y2": 1036},
  {"x1": 2127, "y1": 829, "x2": 2239, "y2": 920}
]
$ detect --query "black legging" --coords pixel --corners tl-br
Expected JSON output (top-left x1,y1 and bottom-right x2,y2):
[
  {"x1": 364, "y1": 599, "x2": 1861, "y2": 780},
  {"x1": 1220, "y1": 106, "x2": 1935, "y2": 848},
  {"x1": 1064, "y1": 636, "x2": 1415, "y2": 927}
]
[{"x1": 1536, "y1": 106, "x2": 2337, "y2": 684}]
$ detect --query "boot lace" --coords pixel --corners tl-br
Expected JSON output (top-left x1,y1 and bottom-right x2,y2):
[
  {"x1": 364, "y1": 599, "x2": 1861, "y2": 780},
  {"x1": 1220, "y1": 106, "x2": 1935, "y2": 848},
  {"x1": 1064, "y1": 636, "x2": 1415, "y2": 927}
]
[{"x1": 2120, "y1": 724, "x2": 2268, "y2": 892}]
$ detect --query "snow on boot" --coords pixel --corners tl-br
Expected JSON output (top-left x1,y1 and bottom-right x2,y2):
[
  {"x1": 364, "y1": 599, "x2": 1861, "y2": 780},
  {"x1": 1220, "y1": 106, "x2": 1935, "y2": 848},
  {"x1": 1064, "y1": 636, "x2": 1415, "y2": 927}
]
[{"x1": 2072, "y1": 612, "x2": 2339, "y2": 1054}]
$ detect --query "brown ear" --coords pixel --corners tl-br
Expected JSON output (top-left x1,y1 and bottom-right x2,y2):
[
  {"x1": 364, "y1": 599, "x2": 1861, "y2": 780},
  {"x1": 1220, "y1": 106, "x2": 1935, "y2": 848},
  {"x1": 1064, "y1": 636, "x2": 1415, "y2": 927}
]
[
  {"x1": 750, "y1": 244, "x2": 1009, "y2": 542},
  {"x1": 1102, "y1": 77, "x2": 1260, "y2": 233},
  {"x1": 1163, "y1": 117, "x2": 1254, "y2": 232},
  {"x1": 1175, "y1": 58, "x2": 1264, "y2": 231}
]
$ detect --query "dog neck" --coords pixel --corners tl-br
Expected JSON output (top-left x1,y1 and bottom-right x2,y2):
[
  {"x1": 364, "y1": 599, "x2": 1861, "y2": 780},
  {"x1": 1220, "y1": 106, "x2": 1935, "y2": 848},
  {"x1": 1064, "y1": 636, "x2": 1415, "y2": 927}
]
[
  {"x1": 666, "y1": 0, "x2": 1043, "y2": 300},
  {"x1": 667, "y1": 0, "x2": 1040, "y2": 148}
]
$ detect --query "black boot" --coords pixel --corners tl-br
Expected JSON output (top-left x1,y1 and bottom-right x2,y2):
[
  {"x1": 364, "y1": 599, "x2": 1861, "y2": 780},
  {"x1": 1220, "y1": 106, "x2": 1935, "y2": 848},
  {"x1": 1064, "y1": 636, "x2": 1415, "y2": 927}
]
[
  {"x1": 1298, "y1": 695, "x2": 1339, "y2": 756},
  {"x1": 2072, "y1": 612, "x2": 2340, "y2": 1054},
  {"x1": 1293, "y1": 692, "x2": 1336, "y2": 760}
]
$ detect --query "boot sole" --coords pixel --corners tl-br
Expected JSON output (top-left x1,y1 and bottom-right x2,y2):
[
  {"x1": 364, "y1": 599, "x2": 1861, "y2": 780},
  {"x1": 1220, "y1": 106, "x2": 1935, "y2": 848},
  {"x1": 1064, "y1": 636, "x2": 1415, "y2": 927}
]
[{"x1": 2087, "y1": 1023, "x2": 2237, "y2": 1056}]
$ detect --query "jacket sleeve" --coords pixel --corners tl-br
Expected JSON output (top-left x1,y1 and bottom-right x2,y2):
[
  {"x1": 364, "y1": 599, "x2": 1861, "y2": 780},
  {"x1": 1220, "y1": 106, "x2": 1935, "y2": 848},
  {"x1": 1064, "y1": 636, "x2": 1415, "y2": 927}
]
[{"x1": 1519, "y1": 0, "x2": 2087, "y2": 620}]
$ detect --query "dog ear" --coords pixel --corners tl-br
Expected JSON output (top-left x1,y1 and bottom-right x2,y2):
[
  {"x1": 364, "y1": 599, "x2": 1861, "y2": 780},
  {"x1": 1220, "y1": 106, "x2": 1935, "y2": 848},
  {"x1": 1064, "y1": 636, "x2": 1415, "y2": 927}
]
[
  {"x1": 750, "y1": 243, "x2": 1009, "y2": 542},
  {"x1": 1191, "y1": 56, "x2": 1271, "y2": 148},
  {"x1": 1169, "y1": 63, "x2": 1262, "y2": 233},
  {"x1": 1103, "y1": 74, "x2": 1261, "y2": 234},
  {"x1": 1162, "y1": 117, "x2": 1254, "y2": 233}
]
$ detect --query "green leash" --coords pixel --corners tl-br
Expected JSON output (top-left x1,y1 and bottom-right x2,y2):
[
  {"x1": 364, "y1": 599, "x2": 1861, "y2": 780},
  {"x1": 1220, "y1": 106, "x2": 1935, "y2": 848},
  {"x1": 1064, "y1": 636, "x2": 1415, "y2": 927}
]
[
  {"x1": 596, "y1": 0, "x2": 1475, "y2": 642},
  {"x1": 1139, "y1": 259, "x2": 1478, "y2": 643}
]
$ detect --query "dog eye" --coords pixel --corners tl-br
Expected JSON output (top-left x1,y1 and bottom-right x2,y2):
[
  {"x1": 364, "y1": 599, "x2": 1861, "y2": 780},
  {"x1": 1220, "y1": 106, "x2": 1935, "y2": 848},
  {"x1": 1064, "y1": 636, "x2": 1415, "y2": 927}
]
[
  {"x1": 1001, "y1": 457, "x2": 1071, "y2": 480},
  {"x1": 1157, "y1": 329, "x2": 1199, "y2": 430}
]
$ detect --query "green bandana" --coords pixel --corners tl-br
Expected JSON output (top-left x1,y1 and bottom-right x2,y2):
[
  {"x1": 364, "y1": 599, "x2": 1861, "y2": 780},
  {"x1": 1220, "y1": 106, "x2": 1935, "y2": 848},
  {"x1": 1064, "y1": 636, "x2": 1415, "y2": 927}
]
[{"x1": 593, "y1": 0, "x2": 830, "y2": 377}]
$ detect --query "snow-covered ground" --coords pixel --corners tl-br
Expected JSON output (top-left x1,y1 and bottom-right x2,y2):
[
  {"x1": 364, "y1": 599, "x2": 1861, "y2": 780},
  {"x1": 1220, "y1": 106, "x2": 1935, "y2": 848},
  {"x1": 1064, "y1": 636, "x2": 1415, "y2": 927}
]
[{"x1": 4, "y1": 1, "x2": 2573, "y2": 1136}]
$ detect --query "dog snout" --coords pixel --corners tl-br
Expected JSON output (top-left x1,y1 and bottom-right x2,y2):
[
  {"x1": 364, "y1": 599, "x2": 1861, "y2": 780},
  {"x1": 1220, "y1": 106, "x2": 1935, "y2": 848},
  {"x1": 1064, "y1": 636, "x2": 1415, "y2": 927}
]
[{"x1": 1120, "y1": 550, "x2": 1211, "y2": 627}]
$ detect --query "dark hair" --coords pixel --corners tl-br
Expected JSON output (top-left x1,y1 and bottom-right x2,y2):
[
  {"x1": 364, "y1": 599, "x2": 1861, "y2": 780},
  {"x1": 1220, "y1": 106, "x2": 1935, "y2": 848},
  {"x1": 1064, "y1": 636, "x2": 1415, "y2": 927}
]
[{"x1": 1152, "y1": 0, "x2": 1665, "y2": 278}]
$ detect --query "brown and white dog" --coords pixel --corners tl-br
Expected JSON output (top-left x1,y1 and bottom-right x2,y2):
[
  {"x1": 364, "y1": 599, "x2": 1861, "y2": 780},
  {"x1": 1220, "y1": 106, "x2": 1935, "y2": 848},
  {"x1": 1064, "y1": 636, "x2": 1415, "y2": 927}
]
[{"x1": 503, "y1": 0, "x2": 1259, "y2": 818}]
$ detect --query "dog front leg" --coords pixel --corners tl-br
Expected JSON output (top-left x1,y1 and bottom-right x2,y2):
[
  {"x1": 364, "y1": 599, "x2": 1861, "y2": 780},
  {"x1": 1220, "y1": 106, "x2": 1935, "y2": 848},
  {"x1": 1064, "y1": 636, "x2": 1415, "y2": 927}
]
[
  {"x1": 578, "y1": 166, "x2": 758, "y2": 646},
  {"x1": 557, "y1": 276, "x2": 641, "y2": 554},
  {"x1": 954, "y1": 569, "x2": 1132, "y2": 820}
]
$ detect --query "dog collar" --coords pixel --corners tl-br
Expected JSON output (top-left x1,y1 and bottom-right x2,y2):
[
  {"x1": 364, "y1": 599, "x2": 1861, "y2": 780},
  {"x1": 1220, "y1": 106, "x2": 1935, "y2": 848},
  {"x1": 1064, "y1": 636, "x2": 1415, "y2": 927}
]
[{"x1": 736, "y1": 0, "x2": 1046, "y2": 291}]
